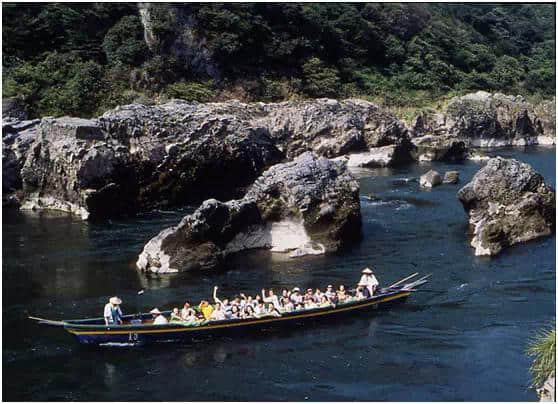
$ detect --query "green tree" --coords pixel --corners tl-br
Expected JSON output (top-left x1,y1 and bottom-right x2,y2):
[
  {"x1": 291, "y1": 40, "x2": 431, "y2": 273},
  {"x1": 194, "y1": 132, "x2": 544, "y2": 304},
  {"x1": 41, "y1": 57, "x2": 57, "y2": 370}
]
[
  {"x1": 102, "y1": 15, "x2": 149, "y2": 66},
  {"x1": 302, "y1": 57, "x2": 342, "y2": 97}
]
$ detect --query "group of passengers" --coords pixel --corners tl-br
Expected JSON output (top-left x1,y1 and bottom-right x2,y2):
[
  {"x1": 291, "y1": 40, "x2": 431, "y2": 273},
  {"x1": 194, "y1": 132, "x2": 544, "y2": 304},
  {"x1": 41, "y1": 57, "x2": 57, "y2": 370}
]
[{"x1": 104, "y1": 268, "x2": 379, "y2": 327}]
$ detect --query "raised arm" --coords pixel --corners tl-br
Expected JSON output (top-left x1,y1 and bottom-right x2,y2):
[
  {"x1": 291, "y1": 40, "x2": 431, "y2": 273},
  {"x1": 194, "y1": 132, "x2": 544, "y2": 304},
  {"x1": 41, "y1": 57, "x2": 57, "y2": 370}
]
[
  {"x1": 261, "y1": 289, "x2": 271, "y2": 303},
  {"x1": 213, "y1": 286, "x2": 222, "y2": 304}
]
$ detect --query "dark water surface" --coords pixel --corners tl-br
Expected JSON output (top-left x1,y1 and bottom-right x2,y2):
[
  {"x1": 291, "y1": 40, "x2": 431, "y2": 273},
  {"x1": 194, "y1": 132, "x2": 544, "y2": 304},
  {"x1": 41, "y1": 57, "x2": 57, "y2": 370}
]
[{"x1": 3, "y1": 146, "x2": 555, "y2": 401}]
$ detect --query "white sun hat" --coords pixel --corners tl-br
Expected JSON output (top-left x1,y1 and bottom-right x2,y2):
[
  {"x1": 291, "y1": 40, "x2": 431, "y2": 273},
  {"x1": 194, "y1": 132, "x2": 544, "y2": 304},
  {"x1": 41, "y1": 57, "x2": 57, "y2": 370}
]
[{"x1": 109, "y1": 296, "x2": 122, "y2": 305}]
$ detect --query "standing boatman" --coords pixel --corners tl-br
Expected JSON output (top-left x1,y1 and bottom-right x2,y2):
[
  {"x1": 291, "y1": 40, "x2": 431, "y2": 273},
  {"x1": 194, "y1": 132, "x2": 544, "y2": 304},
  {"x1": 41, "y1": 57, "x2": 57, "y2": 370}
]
[
  {"x1": 359, "y1": 268, "x2": 379, "y2": 296},
  {"x1": 104, "y1": 296, "x2": 123, "y2": 325}
]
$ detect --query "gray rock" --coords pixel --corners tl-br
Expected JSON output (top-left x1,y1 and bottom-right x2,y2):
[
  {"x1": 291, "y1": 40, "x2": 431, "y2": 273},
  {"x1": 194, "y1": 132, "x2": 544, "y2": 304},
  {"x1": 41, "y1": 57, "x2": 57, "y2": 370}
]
[
  {"x1": 538, "y1": 374, "x2": 555, "y2": 402},
  {"x1": 411, "y1": 135, "x2": 469, "y2": 162},
  {"x1": 136, "y1": 152, "x2": 361, "y2": 272},
  {"x1": 443, "y1": 171, "x2": 460, "y2": 184},
  {"x1": 420, "y1": 170, "x2": 442, "y2": 188},
  {"x1": 457, "y1": 157, "x2": 555, "y2": 256},
  {"x1": 343, "y1": 144, "x2": 412, "y2": 168},
  {"x1": 2, "y1": 97, "x2": 27, "y2": 120}
]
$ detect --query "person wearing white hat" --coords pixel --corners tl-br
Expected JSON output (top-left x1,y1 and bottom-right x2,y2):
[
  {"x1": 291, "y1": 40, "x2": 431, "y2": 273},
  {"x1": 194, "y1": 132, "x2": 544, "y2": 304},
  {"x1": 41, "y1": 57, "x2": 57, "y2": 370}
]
[
  {"x1": 150, "y1": 308, "x2": 168, "y2": 325},
  {"x1": 359, "y1": 267, "x2": 379, "y2": 296},
  {"x1": 104, "y1": 297, "x2": 123, "y2": 326}
]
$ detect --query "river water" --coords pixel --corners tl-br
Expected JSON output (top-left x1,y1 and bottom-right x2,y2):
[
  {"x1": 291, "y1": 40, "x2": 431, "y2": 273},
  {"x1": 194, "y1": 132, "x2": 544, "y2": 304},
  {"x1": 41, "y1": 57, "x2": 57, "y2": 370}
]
[{"x1": 2, "y1": 146, "x2": 555, "y2": 401}]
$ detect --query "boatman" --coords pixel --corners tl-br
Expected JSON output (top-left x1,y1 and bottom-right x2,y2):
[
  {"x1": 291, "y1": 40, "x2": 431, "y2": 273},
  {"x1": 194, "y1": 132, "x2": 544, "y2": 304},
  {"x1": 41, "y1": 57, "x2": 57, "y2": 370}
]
[
  {"x1": 104, "y1": 296, "x2": 123, "y2": 325},
  {"x1": 359, "y1": 268, "x2": 379, "y2": 296}
]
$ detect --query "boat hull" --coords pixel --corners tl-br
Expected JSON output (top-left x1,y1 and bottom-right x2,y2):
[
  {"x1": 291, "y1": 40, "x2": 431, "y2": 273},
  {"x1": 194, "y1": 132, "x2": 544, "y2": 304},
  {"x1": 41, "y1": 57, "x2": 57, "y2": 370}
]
[{"x1": 65, "y1": 291, "x2": 411, "y2": 346}]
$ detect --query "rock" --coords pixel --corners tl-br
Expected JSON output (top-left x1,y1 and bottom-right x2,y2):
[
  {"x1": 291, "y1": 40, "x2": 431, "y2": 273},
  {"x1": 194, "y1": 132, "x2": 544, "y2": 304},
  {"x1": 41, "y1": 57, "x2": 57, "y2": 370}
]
[
  {"x1": 420, "y1": 170, "x2": 442, "y2": 188},
  {"x1": 537, "y1": 374, "x2": 555, "y2": 402},
  {"x1": 2, "y1": 118, "x2": 39, "y2": 205},
  {"x1": 443, "y1": 171, "x2": 460, "y2": 184},
  {"x1": 17, "y1": 98, "x2": 406, "y2": 220},
  {"x1": 2, "y1": 97, "x2": 27, "y2": 120},
  {"x1": 136, "y1": 152, "x2": 361, "y2": 272},
  {"x1": 258, "y1": 98, "x2": 409, "y2": 159},
  {"x1": 343, "y1": 144, "x2": 412, "y2": 168},
  {"x1": 410, "y1": 134, "x2": 469, "y2": 162},
  {"x1": 410, "y1": 92, "x2": 555, "y2": 149},
  {"x1": 457, "y1": 157, "x2": 555, "y2": 256}
]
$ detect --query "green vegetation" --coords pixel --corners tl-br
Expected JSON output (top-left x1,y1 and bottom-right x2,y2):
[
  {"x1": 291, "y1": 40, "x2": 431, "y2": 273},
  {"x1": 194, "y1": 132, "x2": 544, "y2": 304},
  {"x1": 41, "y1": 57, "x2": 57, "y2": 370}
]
[
  {"x1": 526, "y1": 324, "x2": 556, "y2": 389},
  {"x1": 2, "y1": 3, "x2": 555, "y2": 118}
]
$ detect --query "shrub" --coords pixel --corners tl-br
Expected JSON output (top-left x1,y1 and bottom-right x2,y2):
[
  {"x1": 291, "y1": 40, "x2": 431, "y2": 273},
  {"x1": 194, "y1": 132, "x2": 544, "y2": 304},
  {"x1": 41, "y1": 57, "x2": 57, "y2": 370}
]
[
  {"x1": 527, "y1": 325, "x2": 556, "y2": 389},
  {"x1": 102, "y1": 15, "x2": 149, "y2": 66},
  {"x1": 164, "y1": 81, "x2": 215, "y2": 102},
  {"x1": 302, "y1": 57, "x2": 342, "y2": 98}
]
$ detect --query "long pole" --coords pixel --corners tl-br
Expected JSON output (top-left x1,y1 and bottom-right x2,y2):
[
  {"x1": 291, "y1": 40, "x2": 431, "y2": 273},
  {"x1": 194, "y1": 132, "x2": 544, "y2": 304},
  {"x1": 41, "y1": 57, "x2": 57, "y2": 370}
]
[{"x1": 387, "y1": 272, "x2": 419, "y2": 289}]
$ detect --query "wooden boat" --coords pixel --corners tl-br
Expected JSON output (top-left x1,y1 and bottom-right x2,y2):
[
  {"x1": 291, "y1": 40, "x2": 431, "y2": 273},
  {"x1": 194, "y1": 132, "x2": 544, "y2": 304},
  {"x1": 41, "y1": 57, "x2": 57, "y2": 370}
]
[{"x1": 29, "y1": 273, "x2": 430, "y2": 346}]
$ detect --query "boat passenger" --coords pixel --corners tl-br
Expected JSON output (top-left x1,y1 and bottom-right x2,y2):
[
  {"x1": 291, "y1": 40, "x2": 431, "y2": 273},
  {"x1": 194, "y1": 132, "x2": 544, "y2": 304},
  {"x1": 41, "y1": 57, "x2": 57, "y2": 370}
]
[
  {"x1": 337, "y1": 285, "x2": 347, "y2": 302},
  {"x1": 210, "y1": 302, "x2": 226, "y2": 321},
  {"x1": 325, "y1": 285, "x2": 336, "y2": 301},
  {"x1": 295, "y1": 303, "x2": 305, "y2": 311},
  {"x1": 266, "y1": 303, "x2": 282, "y2": 317},
  {"x1": 304, "y1": 288, "x2": 314, "y2": 301},
  {"x1": 103, "y1": 296, "x2": 123, "y2": 326},
  {"x1": 199, "y1": 300, "x2": 214, "y2": 320},
  {"x1": 180, "y1": 302, "x2": 196, "y2": 320},
  {"x1": 359, "y1": 268, "x2": 379, "y2": 296},
  {"x1": 170, "y1": 307, "x2": 182, "y2": 323},
  {"x1": 304, "y1": 297, "x2": 317, "y2": 310},
  {"x1": 319, "y1": 295, "x2": 332, "y2": 308},
  {"x1": 290, "y1": 288, "x2": 303, "y2": 304},
  {"x1": 356, "y1": 283, "x2": 371, "y2": 300},
  {"x1": 150, "y1": 308, "x2": 168, "y2": 325},
  {"x1": 230, "y1": 305, "x2": 241, "y2": 319},
  {"x1": 254, "y1": 301, "x2": 265, "y2": 316},
  {"x1": 281, "y1": 289, "x2": 290, "y2": 301},
  {"x1": 314, "y1": 288, "x2": 324, "y2": 303},
  {"x1": 262, "y1": 289, "x2": 280, "y2": 308},
  {"x1": 280, "y1": 297, "x2": 294, "y2": 312},
  {"x1": 242, "y1": 304, "x2": 256, "y2": 319}
]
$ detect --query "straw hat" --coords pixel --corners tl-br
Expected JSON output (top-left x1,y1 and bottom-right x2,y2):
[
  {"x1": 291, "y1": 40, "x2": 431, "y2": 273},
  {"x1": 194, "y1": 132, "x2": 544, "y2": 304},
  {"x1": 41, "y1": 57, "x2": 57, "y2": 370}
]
[
  {"x1": 109, "y1": 297, "x2": 122, "y2": 305},
  {"x1": 292, "y1": 287, "x2": 300, "y2": 292},
  {"x1": 362, "y1": 268, "x2": 374, "y2": 274},
  {"x1": 150, "y1": 308, "x2": 162, "y2": 315}
]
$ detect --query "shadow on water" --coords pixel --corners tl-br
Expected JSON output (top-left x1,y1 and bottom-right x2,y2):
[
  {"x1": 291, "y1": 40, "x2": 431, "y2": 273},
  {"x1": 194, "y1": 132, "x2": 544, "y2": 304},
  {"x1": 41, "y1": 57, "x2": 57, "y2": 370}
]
[{"x1": 2, "y1": 145, "x2": 555, "y2": 401}]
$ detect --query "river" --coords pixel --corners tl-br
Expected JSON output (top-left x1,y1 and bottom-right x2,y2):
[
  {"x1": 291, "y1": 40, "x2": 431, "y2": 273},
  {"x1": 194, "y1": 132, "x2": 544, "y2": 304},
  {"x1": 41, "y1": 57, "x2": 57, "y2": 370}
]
[{"x1": 2, "y1": 146, "x2": 555, "y2": 401}]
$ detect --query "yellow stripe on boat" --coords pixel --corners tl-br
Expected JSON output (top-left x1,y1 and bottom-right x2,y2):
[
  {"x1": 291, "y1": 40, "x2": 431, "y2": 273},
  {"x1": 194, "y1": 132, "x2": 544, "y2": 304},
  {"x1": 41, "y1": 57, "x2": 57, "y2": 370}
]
[{"x1": 67, "y1": 292, "x2": 410, "y2": 336}]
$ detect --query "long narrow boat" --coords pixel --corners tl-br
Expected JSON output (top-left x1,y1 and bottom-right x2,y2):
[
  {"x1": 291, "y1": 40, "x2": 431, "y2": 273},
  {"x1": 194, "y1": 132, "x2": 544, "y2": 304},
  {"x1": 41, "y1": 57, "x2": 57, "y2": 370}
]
[{"x1": 29, "y1": 273, "x2": 430, "y2": 346}]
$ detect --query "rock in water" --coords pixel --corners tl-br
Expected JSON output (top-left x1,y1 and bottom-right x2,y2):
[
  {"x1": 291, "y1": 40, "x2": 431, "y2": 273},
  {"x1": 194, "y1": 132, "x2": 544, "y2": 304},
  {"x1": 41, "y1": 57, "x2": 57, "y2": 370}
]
[
  {"x1": 136, "y1": 152, "x2": 361, "y2": 272},
  {"x1": 420, "y1": 170, "x2": 442, "y2": 188},
  {"x1": 443, "y1": 171, "x2": 460, "y2": 184},
  {"x1": 457, "y1": 157, "x2": 555, "y2": 256}
]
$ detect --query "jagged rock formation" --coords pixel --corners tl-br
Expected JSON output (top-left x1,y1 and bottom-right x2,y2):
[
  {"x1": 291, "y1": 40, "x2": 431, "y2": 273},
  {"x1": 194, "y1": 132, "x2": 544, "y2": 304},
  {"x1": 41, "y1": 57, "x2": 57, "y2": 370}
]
[
  {"x1": 258, "y1": 98, "x2": 410, "y2": 159},
  {"x1": 2, "y1": 118, "x2": 40, "y2": 206},
  {"x1": 457, "y1": 157, "x2": 555, "y2": 256},
  {"x1": 411, "y1": 92, "x2": 556, "y2": 149},
  {"x1": 14, "y1": 98, "x2": 405, "y2": 220},
  {"x1": 136, "y1": 152, "x2": 361, "y2": 272}
]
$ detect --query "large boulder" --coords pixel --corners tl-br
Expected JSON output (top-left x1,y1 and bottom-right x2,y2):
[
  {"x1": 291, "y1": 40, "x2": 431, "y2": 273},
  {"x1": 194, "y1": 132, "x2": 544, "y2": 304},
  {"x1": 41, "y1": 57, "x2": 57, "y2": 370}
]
[
  {"x1": 410, "y1": 134, "x2": 469, "y2": 162},
  {"x1": 420, "y1": 170, "x2": 442, "y2": 188},
  {"x1": 457, "y1": 157, "x2": 555, "y2": 256},
  {"x1": 258, "y1": 98, "x2": 410, "y2": 159},
  {"x1": 136, "y1": 152, "x2": 361, "y2": 272}
]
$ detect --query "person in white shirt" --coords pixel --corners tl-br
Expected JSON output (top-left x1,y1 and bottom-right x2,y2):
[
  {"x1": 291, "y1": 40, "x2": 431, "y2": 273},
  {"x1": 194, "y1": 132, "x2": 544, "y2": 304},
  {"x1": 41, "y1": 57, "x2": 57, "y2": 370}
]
[
  {"x1": 290, "y1": 288, "x2": 303, "y2": 304},
  {"x1": 103, "y1": 297, "x2": 123, "y2": 326},
  {"x1": 359, "y1": 268, "x2": 379, "y2": 296},
  {"x1": 262, "y1": 288, "x2": 280, "y2": 308},
  {"x1": 210, "y1": 302, "x2": 226, "y2": 321},
  {"x1": 150, "y1": 308, "x2": 168, "y2": 325}
]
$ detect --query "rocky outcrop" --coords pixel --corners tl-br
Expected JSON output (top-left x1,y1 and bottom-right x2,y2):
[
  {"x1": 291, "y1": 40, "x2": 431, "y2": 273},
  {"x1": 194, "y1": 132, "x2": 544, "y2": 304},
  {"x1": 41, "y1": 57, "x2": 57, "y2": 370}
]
[
  {"x1": 537, "y1": 374, "x2": 555, "y2": 402},
  {"x1": 457, "y1": 157, "x2": 555, "y2": 256},
  {"x1": 412, "y1": 92, "x2": 555, "y2": 148},
  {"x1": 410, "y1": 134, "x2": 469, "y2": 162},
  {"x1": 136, "y1": 152, "x2": 361, "y2": 272},
  {"x1": 334, "y1": 144, "x2": 412, "y2": 168},
  {"x1": 419, "y1": 170, "x2": 442, "y2": 188},
  {"x1": 16, "y1": 98, "x2": 408, "y2": 220},
  {"x1": 2, "y1": 118, "x2": 40, "y2": 206},
  {"x1": 258, "y1": 98, "x2": 410, "y2": 159}
]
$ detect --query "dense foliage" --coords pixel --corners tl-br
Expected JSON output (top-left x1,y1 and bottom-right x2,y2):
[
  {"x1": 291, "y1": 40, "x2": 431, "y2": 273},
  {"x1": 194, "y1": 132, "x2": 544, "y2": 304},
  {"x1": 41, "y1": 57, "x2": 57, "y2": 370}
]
[
  {"x1": 527, "y1": 325, "x2": 555, "y2": 389},
  {"x1": 2, "y1": 3, "x2": 555, "y2": 118}
]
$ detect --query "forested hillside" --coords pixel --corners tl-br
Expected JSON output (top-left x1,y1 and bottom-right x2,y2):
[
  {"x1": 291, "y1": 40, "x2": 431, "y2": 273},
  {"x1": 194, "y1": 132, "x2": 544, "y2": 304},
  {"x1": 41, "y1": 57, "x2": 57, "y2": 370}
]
[{"x1": 2, "y1": 3, "x2": 555, "y2": 119}]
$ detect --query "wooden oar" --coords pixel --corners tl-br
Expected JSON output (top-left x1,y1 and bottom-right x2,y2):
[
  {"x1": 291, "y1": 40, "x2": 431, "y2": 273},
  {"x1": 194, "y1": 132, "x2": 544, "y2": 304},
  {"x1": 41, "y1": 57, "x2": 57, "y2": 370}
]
[{"x1": 388, "y1": 272, "x2": 419, "y2": 289}]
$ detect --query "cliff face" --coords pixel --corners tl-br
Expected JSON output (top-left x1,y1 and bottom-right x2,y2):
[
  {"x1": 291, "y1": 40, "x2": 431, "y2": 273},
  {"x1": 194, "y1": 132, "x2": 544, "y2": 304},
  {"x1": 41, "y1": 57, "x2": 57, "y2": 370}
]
[{"x1": 137, "y1": 3, "x2": 220, "y2": 79}]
